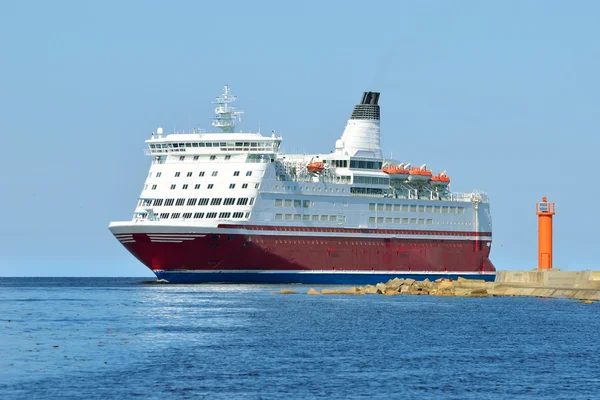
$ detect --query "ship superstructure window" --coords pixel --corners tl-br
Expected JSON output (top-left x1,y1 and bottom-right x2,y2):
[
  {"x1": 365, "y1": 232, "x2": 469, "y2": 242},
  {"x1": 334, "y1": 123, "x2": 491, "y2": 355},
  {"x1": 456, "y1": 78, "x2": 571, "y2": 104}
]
[
  {"x1": 199, "y1": 171, "x2": 205, "y2": 177},
  {"x1": 210, "y1": 156, "x2": 216, "y2": 160},
  {"x1": 170, "y1": 184, "x2": 176, "y2": 190},
  {"x1": 195, "y1": 184, "x2": 201, "y2": 189},
  {"x1": 183, "y1": 184, "x2": 188, "y2": 190},
  {"x1": 458, "y1": 207, "x2": 465, "y2": 214},
  {"x1": 194, "y1": 212, "x2": 204, "y2": 218},
  {"x1": 285, "y1": 199, "x2": 292, "y2": 207},
  {"x1": 224, "y1": 198, "x2": 235, "y2": 205},
  {"x1": 183, "y1": 212, "x2": 192, "y2": 219},
  {"x1": 331, "y1": 160, "x2": 348, "y2": 168},
  {"x1": 250, "y1": 198, "x2": 255, "y2": 205},
  {"x1": 237, "y1": 198, "x2": 249, "y2": 205},
  {"x1": 179, "y1": 156, "x2": 185, "y2": 161},
  {"x1": 172, "y1": 213, "x2": 181, "y2": 219},
  {"x1": 233, "y1": 212, "x2": 244, "y2": 218},
  {"x1": 187, "y1": 172, "x2": 193, "y2": 177},
  {"x1": 151, "y1": 185, "x2": 157, "y2": 190},
  {"x1": 156, "y1": 172, "x2": 162, "y2": 177},
  {"x1": 246, "y1": 171, "x2": 252, "y2": 176},
  {"x1": 353, "y1": 176, "x2": 389, "y2": 185},
  {"x1": 275, "y1": 199, "x2": 283, "y2": 207},
  {"x1": 198, "y1": 198, "x2": 209, "y2": 205},
  {"x1": 294, "y1": 200, "x2": 301, "y2": 207},
  {"x1": 349, "y1": 160, "x2": 382, "y2": 170},
  {"x1": 212, "y1": 171, "x2": 218, "y2": 177},
  {"x1": 153, "y1": 199, "x2": 163, "y2": 206},
  {"x1": 285, "y1": 214, "x2": 292, "y2": 220},
  {"x1": 242, "y1": 183, "x2": 248, "y2": 189},
  {"x1": 255, "y1": 183, "x2": 260, "y2": 189},
  {"x1": 207, "y1": 184, "x2": 214, "y2": 189},
  {"x1": 211, "y1": 198, "x2": 222, "y2": 206},
  {"x1": 206, "y1": 212, "x2": 217, "y2": 218},
  {"x1": 165, "y1": 199, "x2": 175, "y2": 206},
  {"x1": 193, "y1": 156, "x2": 199, "y2": 161},
  {"x1": 233, "y1": 171, "x2": 240, "y2": 176},
  {"x1": 175, "y1": 172, "x2": 181, "y2": 177},
  {"x1": 187, "y1": 198, "x2": 197, "y2": 206},
  {"x1": 229, "y1": 184, "x2": 236, "y2": 189},
  {"x1": 219, "y1": 212, "x2": 231, "y2": 218},
  {"x1": 294, "y1": 214, "x2": 301, "y2": 220},
  {"x1": 176, "y1": 198, "x2": 185, "y2": 206},
  {"x1": 160, "y1": 213, "x2": 169, "y2": 219},
  {"x1": 275, "y1": 213, "x2": 283, "y2": 220},
  {"x1": 225, "y1": 155, "x2": 231, "y2": 160},
  {"x1": 410, "y1": 205, "x2": 417, "y2": 212}
]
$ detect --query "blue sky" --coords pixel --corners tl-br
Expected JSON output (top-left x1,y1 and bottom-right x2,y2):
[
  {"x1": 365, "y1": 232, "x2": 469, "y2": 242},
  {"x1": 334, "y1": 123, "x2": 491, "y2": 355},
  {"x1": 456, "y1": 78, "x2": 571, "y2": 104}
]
[{"x1": 1, "y1": 0, "x2": 599, "y2": 276}]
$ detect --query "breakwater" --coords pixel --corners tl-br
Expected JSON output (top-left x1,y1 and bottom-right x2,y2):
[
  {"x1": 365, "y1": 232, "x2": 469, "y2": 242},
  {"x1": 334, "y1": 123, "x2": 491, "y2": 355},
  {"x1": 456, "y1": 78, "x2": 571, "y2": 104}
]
[{"x1": 279, "y1": 270, "x2": 600, "y2": 302}]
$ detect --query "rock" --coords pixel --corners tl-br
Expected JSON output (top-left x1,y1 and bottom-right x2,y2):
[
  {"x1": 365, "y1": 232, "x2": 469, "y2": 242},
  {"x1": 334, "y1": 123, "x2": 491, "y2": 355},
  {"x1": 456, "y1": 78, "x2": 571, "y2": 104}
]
[
  {"x1": 468, "y1": 288, "x2": 489, "y2": 298},
  {"x1": 577, "y1": 300, "x2": 594, "y2": 304},
  {"x1": 322, "y1": 287, "x2": 362, "y2": 295},
  {"x1": 307, "y1": 288, "x2": 321, "y2": 295},
  {"x1": 386, "y1": 278, "x2": 405, "y2": 290},
  {"x1": 279, "y1": 289, "x2": 296, "y2": 294},
  {"x1": 361, "y1": 285, "x2": 379, "y2": 294},
  {"x1": 384, "y1": 287, "x2": 401, "y2": 296},
  {"x1": 432, "y1": 280, "x2": 455, "y2": 296},
  {"x1": 375, "y1": 283, "x2": 387, "y2": 294},
  {"x1": 404, "y1": 278, "x2": 416, "y2": 286}
]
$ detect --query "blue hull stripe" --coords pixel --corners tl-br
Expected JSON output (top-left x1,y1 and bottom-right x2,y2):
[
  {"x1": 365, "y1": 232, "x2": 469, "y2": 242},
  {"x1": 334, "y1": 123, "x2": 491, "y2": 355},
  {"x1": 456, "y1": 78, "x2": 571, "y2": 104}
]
[{"x1": 154, "y1": 271, "x2": 496, "y2": 285}]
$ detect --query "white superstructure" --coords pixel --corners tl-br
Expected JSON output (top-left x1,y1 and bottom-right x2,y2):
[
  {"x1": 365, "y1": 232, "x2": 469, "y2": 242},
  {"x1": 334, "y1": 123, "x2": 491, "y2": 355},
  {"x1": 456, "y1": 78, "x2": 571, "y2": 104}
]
[{"x1": 117, "y1": 86, "x2": 491, "y2": 236}]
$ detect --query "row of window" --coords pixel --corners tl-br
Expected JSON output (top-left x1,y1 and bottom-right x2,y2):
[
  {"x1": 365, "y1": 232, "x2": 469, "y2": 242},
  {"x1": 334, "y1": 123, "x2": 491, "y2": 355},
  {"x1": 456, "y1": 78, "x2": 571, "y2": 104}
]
[
  {"x1": 368, "y1": 217, "x2": 471, "y2": 225},
  {"x1": 159, "y1": 170, "x2": 253, "y2": 178},
  {"x1": 349, "y1": 160, "x2": 383, "y2": 170},
  {"x1": 275, "y1": 199, "x2": 311, "y2": 208},
  {"x1": 274, "y1": 184, "x2": 347, "y2": 193},
  {"x1": 150, "y1": 141, "x2": 275, "y2": 149},
  {"x1": 157, "y1": 211, "x2": 250, "y2": 219},
  {"x1": 368, "y1": 203, "x2": 465, "y2": 214},
  {"x1": 354, "y1": 176, "x2": 390, "y2": 185},
  {"x1": 146, "y1": 183, "x2": 259, "y2": 191},
  {"x1": 151, "y1": 170, "x2": 253, "y2": 178},
  {"x1": 143, "y1": 197, "x2": 255, "y2": 207},
  {"x1": 275, "y1": 214, "x2": 346, "y2": 222}
]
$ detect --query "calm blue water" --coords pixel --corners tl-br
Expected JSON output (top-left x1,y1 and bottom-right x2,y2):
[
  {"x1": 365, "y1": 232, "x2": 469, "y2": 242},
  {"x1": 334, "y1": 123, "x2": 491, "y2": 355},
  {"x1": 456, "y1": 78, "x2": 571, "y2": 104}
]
[{"x1": 1, "y1": 278, "x2": 599, "y2": 399}]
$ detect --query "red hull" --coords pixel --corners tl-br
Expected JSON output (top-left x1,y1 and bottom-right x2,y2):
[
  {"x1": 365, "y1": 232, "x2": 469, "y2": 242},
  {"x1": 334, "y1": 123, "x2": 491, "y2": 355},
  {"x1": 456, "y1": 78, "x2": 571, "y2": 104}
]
[{"x1": 117, "y1": 230, "x2": 495, "y2": 275}]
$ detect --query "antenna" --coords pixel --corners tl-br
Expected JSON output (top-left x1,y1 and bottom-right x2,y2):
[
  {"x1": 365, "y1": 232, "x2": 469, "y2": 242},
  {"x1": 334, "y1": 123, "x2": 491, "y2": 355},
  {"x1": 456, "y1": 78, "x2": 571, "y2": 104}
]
[{"x1": 212, "y1": 85, "x2": 244, "y2": 133}]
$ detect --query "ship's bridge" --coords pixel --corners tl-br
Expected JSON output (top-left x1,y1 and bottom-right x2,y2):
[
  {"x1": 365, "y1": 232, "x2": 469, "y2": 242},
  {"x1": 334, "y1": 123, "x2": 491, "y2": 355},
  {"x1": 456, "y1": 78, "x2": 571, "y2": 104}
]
[{"x1": 144, "y1": 132, "x2": 282, "y2": 156}]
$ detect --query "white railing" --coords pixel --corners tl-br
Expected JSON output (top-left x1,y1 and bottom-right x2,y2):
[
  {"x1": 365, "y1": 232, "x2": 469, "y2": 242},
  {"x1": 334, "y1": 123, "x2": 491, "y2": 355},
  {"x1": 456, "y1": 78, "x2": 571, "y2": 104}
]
[{"x1": 451, "y1": 192, "x2": 489, "y2": 203}]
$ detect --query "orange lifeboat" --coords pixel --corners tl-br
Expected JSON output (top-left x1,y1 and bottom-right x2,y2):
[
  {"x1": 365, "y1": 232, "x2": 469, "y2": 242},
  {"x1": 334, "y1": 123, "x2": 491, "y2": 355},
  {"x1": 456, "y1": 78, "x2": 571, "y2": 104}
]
[
  {"x1": 307, "y1": 161, "x2": 325, "y2": 173},
  {"x1": 408, "y1": 167, "x2": 431, "y2": 182},
  {"x1": 382, "y1": 165, "x2": 410, "y2": 179},
  {"x1": 431, "y1": 172, "x2": 450, "y2": 186}
]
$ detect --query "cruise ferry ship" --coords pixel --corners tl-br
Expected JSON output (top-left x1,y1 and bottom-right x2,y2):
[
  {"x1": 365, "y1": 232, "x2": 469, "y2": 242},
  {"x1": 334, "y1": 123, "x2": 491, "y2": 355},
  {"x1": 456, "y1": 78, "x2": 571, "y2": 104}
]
[{"x1": 109, "y1": 86, "x2": 495, "y2": 284}]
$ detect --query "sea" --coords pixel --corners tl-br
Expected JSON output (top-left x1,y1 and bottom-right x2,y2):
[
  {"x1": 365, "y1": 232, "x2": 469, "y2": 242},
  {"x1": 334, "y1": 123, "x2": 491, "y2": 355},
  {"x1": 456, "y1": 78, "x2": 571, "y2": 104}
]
[{"x1": 1, "y1": 278, "x2": 599, "y2": 399}]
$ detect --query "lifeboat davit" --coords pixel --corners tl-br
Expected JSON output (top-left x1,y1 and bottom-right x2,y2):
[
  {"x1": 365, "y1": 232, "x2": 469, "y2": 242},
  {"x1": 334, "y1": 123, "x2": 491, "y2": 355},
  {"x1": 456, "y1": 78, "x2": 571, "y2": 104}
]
[
  {"x1": 431, "y1": 172, "x2": 450, "y2": 186},
  {"x1": 307, "y1": 161, "x2": 325, "y2": 173},
  {"x1": 382, "y1": 165, "x2": 410, "y2": 180},
  {"x1": 408, "y1": 167, "x2": 432, "y2": 182}
]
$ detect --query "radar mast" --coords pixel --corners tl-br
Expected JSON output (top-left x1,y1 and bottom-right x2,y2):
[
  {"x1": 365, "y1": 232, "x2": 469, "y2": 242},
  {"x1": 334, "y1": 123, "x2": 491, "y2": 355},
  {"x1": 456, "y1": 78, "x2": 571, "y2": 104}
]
[{"x1": 212, "y1": 85, "x2": 244, "y2": 132}]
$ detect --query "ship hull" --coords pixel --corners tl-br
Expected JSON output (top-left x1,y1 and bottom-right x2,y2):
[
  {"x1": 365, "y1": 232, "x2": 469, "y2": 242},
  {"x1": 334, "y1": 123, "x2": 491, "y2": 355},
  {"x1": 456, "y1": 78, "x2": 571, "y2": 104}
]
[{"x1": 112, "y1": 225, "x2": 495, "y2": 284}]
